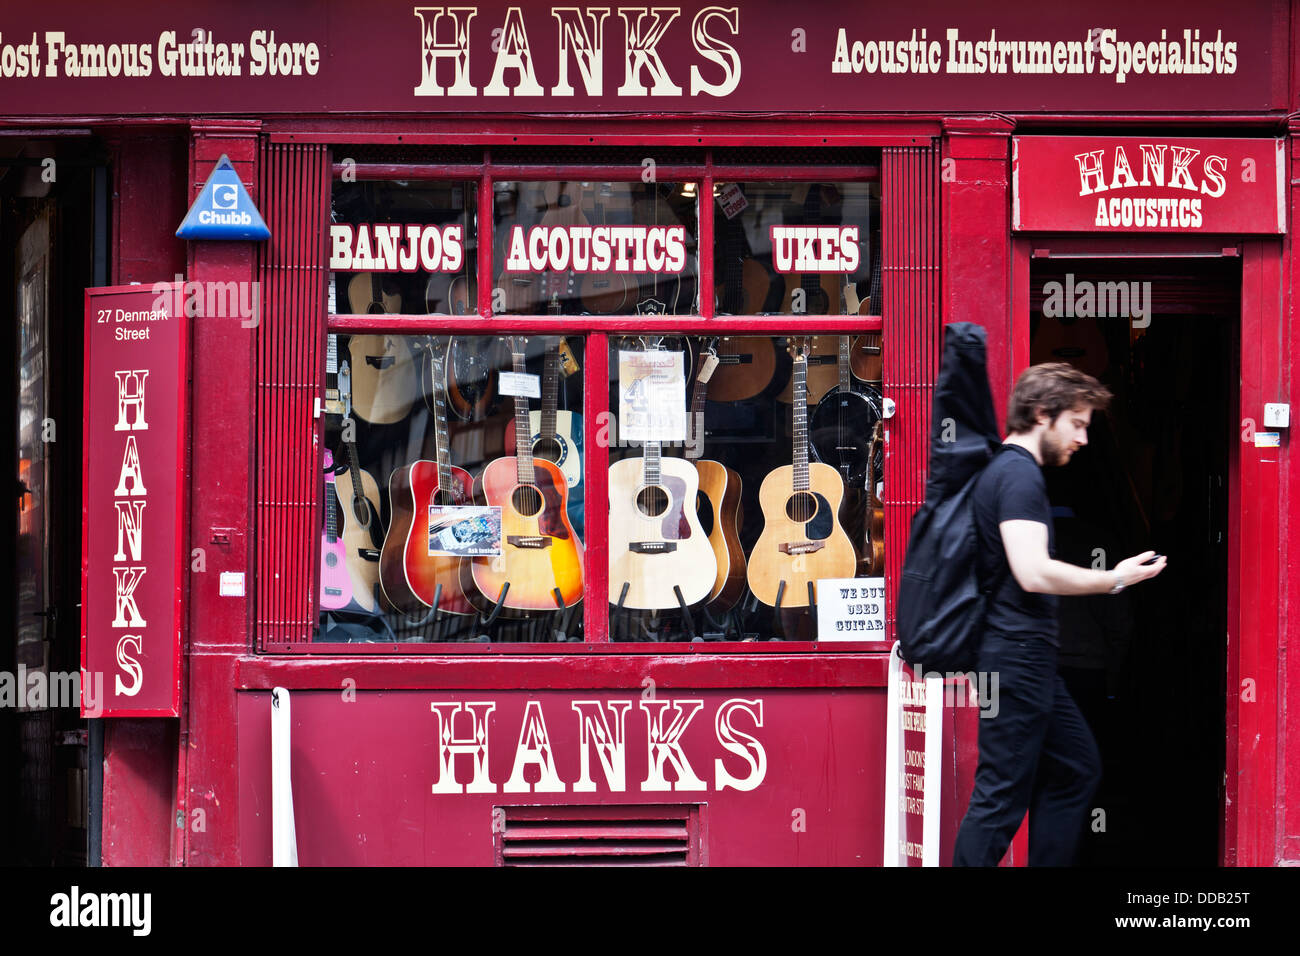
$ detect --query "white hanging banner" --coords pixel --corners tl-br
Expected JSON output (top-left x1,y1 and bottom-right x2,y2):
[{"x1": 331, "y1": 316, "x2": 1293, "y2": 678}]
[
  {"x1": 271, "y1": 686, "x2": 299, "y2": 867},
  {"x1": 883, "y1": 643, "x2": 944, "y2": 867}
]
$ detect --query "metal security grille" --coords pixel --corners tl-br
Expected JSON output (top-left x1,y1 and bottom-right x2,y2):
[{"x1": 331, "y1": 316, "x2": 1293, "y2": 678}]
[
  {"x1": 882, "y1": 145, "x2": 942, "y2": 634},
  {"x1": 255, "y1": 142, "x2": 330, "y2": 647},
  {"x1": 494, "y1": 805, "x2": 703, "y2": 866}
]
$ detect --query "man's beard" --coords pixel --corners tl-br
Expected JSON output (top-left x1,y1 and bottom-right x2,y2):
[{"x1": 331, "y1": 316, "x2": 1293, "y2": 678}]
[{"x1": 1041, "y1": 428, "x2": 1072, "y2": 466}]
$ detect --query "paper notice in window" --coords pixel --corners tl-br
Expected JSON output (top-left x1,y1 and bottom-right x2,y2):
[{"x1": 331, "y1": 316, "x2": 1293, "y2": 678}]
[
  {"x1": 428, "y1": 505, "x2": 502, "y2": 557},
  {"x1": 619, "y1": 349, "x2": 686, "y2": 443},
  {"x1": 817, "y1": 577, "x2": 886, "y2": 641}
]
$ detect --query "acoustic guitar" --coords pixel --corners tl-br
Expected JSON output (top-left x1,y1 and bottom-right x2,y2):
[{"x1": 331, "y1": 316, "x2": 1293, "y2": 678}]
[
  {"x1": 809, "y1": 335, "x2": 882, "y2": 493},
  {"x1": 346, "y1": 272, "x2": 401, "y2": 315},
  {"x1": 464, "y1": 337, "x2": 585, "y2": 613},
  {"x1": 687, "y1": 345, "x2": 746, "y2": 612},
  {"x1": 579, "y1": 182, "x2": 631, "y2": 314},
  {"x1": 528, "y1": 339, "x2": 585, "y2": 537},
  {"x1": 704, "y1": 336, "x2": 785, "y2": 403},
  {"x1": 714, "y1": 210, "x2": 771, "y2": 315},
  {"x1": 445, "y1": 335, "x2": 506, "y2": 422},
  {"x1": 746, "y1": 339, "x2": 857, "y2": 608},
  {"x1": 319, "y1": 449, "x2": 354, "y2": 611},
  {"x1": 633, "y1": 184, "x2": 683, "y2": 316},
  {"x1": 347, "y1": 334, "x2": 419, "y2": 425},
  {"x1": 849, "y1": 247, "x2": 884, "y2": 384},
  {"x1": 332, "y1": 373, "x2": 384, "y2": 613},
  {"x1": 379, "y1": 337, "x2": 477, "y2": 616},
  {"x1": 608, "y1": 340, "x2": 715, "y2": 610}
]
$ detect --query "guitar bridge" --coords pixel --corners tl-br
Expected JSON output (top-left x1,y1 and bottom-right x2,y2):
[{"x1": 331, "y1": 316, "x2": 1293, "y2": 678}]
[
  {"x1": 779, "y1": 541, "x2": 825, "y2": 556},
  {"x1": 506, "y1": 535, "x2": 550, "y2": 549},
  {"x1": 629, "y1": 541, "x2": 677, "y2": 554}
]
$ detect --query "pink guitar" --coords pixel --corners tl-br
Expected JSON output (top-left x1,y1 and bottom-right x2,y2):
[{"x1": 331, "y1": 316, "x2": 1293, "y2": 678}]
[{"x1": 320, "y1": 449, "x2": 354, "y2": 610}]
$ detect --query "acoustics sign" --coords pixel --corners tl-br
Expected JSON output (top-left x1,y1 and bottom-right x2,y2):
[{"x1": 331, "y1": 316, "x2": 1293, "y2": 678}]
[{"x1": 81, "y1": 283, "x2": 189, "y2": 717}]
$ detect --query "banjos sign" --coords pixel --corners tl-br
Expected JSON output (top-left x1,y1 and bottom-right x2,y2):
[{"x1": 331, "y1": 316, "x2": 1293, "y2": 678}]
[
  {"x1": 81, "y1": 284, "x2": 189, "y2": 717},
  {"x1": 1012, "y1": 136, "x2": 1285, "y2": 234}
]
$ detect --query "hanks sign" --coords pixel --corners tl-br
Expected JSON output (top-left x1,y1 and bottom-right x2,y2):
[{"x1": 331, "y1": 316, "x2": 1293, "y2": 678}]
[
  {"x1": 81, "y1": 284, "x2": 188, "y2": 717},
  {"x1": 1012, "y1": 136, "x2": 1285, "y2": 234}
]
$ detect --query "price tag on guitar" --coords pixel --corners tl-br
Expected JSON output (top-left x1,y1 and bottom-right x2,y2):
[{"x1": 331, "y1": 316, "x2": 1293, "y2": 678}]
[{"x1": 619, "y1": 349, "x2": 686, "y2": 443}]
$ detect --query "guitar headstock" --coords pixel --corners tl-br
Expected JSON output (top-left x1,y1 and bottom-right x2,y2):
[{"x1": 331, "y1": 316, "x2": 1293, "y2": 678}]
[
  {"x1": 788, "y1": 336, "x2": 811, "y2": 363},
  {"x1": 506, "y1": 335, "x2": 529, "y2": 361}
]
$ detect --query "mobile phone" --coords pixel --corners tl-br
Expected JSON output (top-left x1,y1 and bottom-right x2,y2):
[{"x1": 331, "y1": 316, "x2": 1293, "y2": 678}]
[{"x1": 1141, "y1": 554, "x2": 1164, "y2": 565}]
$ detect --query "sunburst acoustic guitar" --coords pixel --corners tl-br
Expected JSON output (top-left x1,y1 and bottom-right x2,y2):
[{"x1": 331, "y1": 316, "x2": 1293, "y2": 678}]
[
  {"x1": 379, "y1": 337, "x2": 477, "y2": 617},
  {"x1": 464, "y1": 337, "x2": 585, "y2": 614}
]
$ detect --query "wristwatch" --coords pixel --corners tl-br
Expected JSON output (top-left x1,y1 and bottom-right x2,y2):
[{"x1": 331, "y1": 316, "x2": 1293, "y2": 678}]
[{"x1": 1108, "y1": 574, "x2": 1126, "y2": 595}]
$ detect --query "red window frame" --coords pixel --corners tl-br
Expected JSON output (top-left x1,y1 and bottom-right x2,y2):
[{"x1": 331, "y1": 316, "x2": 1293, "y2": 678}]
[{"x1": 311, "y1": 148, "x2": 888, "y2": 655}]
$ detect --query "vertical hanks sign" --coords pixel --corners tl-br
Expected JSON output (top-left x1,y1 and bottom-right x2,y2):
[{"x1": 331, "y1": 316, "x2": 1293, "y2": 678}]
[{"x1": 81, "y1": 284, "x2": 188, "y2": 717}]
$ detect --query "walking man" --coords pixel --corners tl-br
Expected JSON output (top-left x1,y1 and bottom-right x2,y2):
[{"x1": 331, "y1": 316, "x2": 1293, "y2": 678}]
[{"x1": 952, "y1": 363, "x2": 1166, "y2": 866}]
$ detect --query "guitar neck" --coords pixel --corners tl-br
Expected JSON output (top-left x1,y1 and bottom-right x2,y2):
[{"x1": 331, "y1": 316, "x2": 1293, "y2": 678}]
[
  {"x1": 792, "y1": 357, "x2": 810, "y2": 491},
  {"x1": 430, "y1": 341, "x2": 453, "y2": 492},
  {"x1": 541, "y1": 342, "x2": 559, "y2": 441},
  {"x1": 643, "y1": 437, "x2": 661, "y2": 486},
  {"x1": 687, "y1": 351, "x2": 716, "y2": 459},
  {"x1": 323, "y1": 453, "x2": 340, "y2": 542},
  {"x1": 512, "y1": 345, "x2": 535, "y2": 485},
  {"x1": 838, "y1": 335, "x2": 850, "y2": 393}
]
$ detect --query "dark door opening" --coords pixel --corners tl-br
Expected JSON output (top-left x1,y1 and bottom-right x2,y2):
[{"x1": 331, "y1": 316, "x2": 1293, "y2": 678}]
[{"x1": 1029, "y1": 256, "x2": 1235, "y2": 866}]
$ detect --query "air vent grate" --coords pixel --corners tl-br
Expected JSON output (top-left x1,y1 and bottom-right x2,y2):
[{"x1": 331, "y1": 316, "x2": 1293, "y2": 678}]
[{"x1": 495, "y1": 805, "x2": 704, "y2": 866}]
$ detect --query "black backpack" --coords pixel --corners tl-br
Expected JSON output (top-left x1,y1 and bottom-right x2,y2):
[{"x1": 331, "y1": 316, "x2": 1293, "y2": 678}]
[{"x1": 897, "y1": 323, "x2": 1006, "y2": 673}]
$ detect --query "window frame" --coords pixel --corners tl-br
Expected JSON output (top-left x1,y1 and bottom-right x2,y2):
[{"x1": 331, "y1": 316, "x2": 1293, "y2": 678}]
[{"x1": 313, "y1": 149, "x2": 887, "y2": 655}]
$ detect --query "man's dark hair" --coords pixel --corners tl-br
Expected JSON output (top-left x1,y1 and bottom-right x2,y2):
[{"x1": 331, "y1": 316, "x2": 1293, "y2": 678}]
[{"x1": 1006, "y1": 363, "x2": 1113, "y2": 434}]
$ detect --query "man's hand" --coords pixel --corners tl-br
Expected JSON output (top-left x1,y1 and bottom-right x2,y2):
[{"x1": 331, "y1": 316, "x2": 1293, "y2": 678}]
[
  {"x1": 1000, "y1": 520, "x2": 1169, "y2": 596},
  {"x1": 1111, "y1": 550, "x2": 1167, "y2": 588}
]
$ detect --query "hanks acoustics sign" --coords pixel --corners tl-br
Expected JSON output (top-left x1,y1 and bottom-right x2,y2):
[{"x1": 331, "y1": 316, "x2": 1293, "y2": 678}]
[
  {"x1": 82, "y1": 284, "x2": 188, "y2": 718},
  {"x1": 1013, "y1": 136, "x2": 1286, "y2": 234}
]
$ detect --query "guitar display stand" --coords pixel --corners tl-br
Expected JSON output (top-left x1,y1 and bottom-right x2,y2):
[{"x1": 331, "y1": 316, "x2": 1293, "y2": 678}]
[
  {"x1": 478, "y1": 583, "x2": 511, "y2": 628},
  {"x1": 672, "y1": 585, "x2": 697, "y2": 641},
  {"x1": 549, "y1": 587, "x2": 577, "y2": 643}
]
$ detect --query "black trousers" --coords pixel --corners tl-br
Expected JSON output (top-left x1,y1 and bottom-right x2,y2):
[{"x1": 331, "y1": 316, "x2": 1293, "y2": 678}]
[{"x1": 952, "y1": 630, "x2": 1102, "y2": 866}]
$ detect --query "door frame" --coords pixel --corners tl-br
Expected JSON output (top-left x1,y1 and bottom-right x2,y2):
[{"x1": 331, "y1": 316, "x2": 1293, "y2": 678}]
[{"x1": 1010, "y1": 233, "x2": 1281, "y2": 867}]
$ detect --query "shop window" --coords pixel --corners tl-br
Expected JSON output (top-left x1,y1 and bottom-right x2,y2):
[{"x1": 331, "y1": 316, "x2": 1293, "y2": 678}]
[
  {"x1": 491, "y1": 180, "x2": 699, "y2": 316},
  {"x1": 313, "y1": 154, "x2": 884, "y2": 649},
  {"x1": 328, "y1": 180, "x2": 478, "y2": 315}
]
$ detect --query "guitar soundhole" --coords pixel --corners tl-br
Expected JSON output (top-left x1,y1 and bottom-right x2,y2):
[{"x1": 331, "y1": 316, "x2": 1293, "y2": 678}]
[
  {"x1": 352, "y1": 498, "x2": 372, "y2": 525},
  {"x1": 512, "y1": 485, "x2": 543, "y2": 517},
  {"x1": 324, "y1": 553, "x2": 338, "y2": 568},
  {"x1": 785, "y1": 492, "x2": 819, "y2": 523},
  {"x1": 696, "y1": 492, "x2": 716, "y2": 535},
  {"x1": 636, "y1": 486, "x2": 669, "y2": 518},
  {"x1": 532, "y1": 437, "x2": 563, "y2": 463}
]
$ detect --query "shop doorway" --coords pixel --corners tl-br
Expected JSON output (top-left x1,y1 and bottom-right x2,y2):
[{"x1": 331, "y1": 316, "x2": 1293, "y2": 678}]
[
  {"x1": 1, "y1": 139, "x2": 105, "y2": 865},
  {"x1": 1028, "y1": 255, "x2": 1236, "y2": 867}
]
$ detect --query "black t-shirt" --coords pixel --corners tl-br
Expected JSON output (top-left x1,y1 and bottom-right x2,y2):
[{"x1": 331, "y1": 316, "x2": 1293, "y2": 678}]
[{"x1": 972, "y1": 444, "x2": 1059, "y2": 643}]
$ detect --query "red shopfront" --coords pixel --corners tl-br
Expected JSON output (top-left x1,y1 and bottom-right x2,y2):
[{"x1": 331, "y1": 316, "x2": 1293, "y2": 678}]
[{"x1": 1, "y1": 0, "x2": 1297, "y2": 867}]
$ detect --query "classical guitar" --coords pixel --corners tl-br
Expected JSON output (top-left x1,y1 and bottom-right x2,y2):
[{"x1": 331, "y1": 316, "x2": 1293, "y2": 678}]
[
  {"x1": 687, "y1": 344, "x2": 746, "y2": 612},
  {"x1": 320, "y1": 449, "x2": 354, "y2": 611},
  {"x1": 746, "y1": 340, "x2": 857, "y2": 608},
  {"x1": 776, "y1": 335, "x2": 840, "y2": 405},
  {"x1": 379, "y1": 337, "x2": 477, "y2": 616},
  {"x1": 779, "y1": 184, "x2": 842, "y2": 315},
  {"x1": 465, "y1": 337, "x2": 585, "y2": 613},
  {"x1": 608, "y1": 340, "x2": 716, "y2": 610},
  {"x1": 348, "y1": 334, "x2": 418, "y2": 425},
  {"x1": 333, "y1": 364, "x2": 384, "y2": 613},
  {"x1": 528, "y1": 338, "x2": 585, "y2": 537}
]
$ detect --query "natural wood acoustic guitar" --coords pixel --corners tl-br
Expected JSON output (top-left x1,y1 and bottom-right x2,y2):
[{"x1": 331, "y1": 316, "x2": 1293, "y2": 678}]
[{"x1": 746, "y1": 339, "x2": 857, "y2": 608}]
